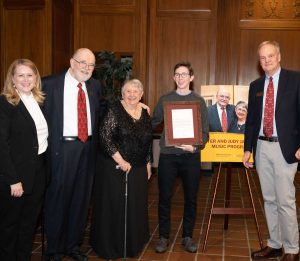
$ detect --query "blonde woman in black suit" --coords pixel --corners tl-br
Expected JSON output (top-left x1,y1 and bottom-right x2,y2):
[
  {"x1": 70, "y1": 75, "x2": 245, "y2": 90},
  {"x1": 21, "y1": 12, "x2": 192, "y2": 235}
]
[{"x1": 0, "y1": 59, "x2": 48, "y2": 261}]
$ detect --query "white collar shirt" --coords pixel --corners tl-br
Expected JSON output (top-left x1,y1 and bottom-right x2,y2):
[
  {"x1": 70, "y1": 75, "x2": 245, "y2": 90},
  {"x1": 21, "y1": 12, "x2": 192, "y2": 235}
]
[{"x1": 63, "y1": 69, "x2": 92, "y2": 136}]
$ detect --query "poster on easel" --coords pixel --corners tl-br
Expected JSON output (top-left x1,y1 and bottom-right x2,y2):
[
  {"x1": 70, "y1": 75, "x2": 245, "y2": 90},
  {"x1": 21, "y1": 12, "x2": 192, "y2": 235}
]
[
  {"x1": 201, "y1": 132, "x2": 254, "y2": 163},
  {"x1": 199, "y1": 85, "x2": 251, "y2": 164}
]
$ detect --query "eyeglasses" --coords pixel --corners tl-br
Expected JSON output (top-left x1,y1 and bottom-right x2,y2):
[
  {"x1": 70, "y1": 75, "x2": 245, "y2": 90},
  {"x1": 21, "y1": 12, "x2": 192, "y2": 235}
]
[
  {"x1": 218, "y1": 95, "x2": 230, "y2": 100},
  {"x1": 174, "y1": 73, "x2": 190, "y2": 79},
  {"x1": 73, "y1": 58, "x2": 96, "y2": 70}
]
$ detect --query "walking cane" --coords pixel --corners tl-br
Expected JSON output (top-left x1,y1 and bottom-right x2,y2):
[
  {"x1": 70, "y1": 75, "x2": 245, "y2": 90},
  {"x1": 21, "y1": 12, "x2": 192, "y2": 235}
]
[
  {"x1": 41, "y1": 206, "x2": 45, "y2": 261},
  {"x1": 116, "y1": 165, "x2": 129, "y2": 261},
  {"x1": 123, "y1": 171, "x2": 129, "y2": 261}
]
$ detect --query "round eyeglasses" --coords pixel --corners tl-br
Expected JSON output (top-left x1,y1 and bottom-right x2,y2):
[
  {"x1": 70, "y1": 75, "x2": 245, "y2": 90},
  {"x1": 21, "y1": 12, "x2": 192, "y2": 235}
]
[
  {"x1": 73, "y1": 58, "x2": 96, "y2": 70},
  {"x1": 174, "y1": 73, "x2": 190, "y2": 79}
]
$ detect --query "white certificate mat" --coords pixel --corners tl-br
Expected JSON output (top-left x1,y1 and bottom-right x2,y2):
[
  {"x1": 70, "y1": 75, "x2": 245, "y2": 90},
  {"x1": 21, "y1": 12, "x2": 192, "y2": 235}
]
[{"x1": 171, "y1": 109, "x2": 195, "y2": 138}]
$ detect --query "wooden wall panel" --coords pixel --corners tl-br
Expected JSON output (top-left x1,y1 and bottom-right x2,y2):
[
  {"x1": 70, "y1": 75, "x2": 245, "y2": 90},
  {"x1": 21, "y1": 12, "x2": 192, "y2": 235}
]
[
  {"x1": 52, "y1": 0, "x2": 73, "y2": 74},
  {"x1": 158, "y1": 0, "x2": 211, "y2": 11},
  {"x1": 215, "y1": 0, "x2": 240, "y2": 85},
  {"x1": 79, "y1": 14, "x2": 135, "y2": 52},
  {"x1": 147, "y1": 0, "x2": 217, "y2": 110},
  {"x1": 2, "y1": 0, "x2": 300, "y2": 102},
  {"x1": 215, "y1": 0, "x2": 300, "y2": 89},
  {"x1": 73, "y1": 0, "x2": 147, "y2": 93},
  {"x1": 79, "y1": 0, "x2": 133, "y2": 5},
  {"x1": 238, "y1": 29, "x2": 300, "y2": 85},
  {"x1": 155, "y1": 19, "x2": 211, "y2": 96},
  {"x1": 0, "y1": 0, "x2": 52, "y2": 87},
  {"x1": 3, "y1": 0, "x2": 45, "y2": 10},
  {"x1": 236, "y1": 0, "x2": 300, "y2": 86}
]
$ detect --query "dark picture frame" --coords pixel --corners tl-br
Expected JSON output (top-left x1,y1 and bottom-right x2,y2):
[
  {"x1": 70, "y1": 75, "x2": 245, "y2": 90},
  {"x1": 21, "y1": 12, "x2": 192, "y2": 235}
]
[{"x1": 164, "y1": 101, "x2": 203, "y2": 146}]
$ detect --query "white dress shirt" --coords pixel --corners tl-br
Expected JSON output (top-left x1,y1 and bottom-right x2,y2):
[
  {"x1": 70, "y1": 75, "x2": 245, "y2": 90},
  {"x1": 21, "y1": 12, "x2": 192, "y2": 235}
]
[{"x1": 63, "y1": 69, "x2": 92, "y2": 136}]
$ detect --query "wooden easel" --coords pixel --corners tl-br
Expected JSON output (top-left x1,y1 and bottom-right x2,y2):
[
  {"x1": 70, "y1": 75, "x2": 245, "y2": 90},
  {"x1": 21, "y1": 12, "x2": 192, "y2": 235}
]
[{"x1": 202, "y1": 163, "x2": 263, "y2": 252}]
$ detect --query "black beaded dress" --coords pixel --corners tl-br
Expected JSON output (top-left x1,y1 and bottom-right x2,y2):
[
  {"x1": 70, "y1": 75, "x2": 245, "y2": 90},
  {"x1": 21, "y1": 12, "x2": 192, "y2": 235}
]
[{"x1": 90, "y1": 101, "x2": 152, "y2": 260}]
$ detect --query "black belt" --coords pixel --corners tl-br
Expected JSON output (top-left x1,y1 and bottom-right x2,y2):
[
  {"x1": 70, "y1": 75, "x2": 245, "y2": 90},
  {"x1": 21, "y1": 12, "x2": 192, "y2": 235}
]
[
  {"x1": 62, "y1": 136, "x2": 92, "y2": 141},
  {"x1": 258, "y1": 136, "x2": 278, "y2": 142}
]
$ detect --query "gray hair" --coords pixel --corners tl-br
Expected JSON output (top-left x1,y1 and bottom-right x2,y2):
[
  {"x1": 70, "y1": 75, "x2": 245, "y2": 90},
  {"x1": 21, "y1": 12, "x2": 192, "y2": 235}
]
[
  {"x1": 236, "y1": 101, "x2": 248, "y2": 111},
  {"x1": 121, "y1": 79, "x2": 144, "y2": 94}
]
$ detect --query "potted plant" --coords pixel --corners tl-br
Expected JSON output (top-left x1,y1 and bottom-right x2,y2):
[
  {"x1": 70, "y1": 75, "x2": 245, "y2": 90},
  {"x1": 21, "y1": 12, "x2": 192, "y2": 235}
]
[{"x1": 93, "y1": 50, "x2": 133, "y2": 101}]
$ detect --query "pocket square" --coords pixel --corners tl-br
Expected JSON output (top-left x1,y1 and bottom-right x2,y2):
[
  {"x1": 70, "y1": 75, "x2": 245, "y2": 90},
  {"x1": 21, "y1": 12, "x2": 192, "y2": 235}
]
[{"x1": 256, "y1": 92, "x2": 263, "y2": 97}]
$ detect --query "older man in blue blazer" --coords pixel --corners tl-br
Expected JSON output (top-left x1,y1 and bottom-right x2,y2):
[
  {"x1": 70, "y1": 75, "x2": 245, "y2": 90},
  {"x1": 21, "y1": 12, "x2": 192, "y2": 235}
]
[
  {"x1": 203, "y1": 88, "x2": 236, "y2": 174},
  {"x1": 243, "y1": 41, "x2": 300, "y2": 261},
  {"x1": 207, "y1": 88, "x2": 236, "y2": 133}
]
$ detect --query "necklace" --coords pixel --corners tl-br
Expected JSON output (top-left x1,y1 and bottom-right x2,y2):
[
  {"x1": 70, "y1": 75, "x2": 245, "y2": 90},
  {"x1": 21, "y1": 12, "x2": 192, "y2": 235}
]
[{"x1": 121, "y1": 100, "x2": 140, "y2": 120}]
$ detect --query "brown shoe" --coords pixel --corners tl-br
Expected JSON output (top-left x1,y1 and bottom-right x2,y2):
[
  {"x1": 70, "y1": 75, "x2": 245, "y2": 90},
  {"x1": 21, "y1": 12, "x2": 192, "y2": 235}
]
[
  {"x1": 251, "y1": 246, "x2": 283, "y2": 259},
  {"x1": 280, "y1": 253, "x2": 299, "y2": 261}
]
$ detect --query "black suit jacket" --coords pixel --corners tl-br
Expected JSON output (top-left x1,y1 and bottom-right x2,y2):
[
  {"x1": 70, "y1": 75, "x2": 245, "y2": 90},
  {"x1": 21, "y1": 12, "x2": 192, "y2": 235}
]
[
  {"x1": 0, "y1": 95, "x2": 44, "y2": 193},
  {"x1": 207, "y1": 103, "x2": 236, "y2": 132},
  {"x1": 244, "y1": 68, "x2": 300, "y2": 163},
  {"x1": 42, "y1": 72, "x2": 102, "y2": 179}
]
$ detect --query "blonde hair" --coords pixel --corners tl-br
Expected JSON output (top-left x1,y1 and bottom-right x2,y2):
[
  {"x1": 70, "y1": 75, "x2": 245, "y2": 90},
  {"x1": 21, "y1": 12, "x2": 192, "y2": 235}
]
[
  {"x1": 257, "y1": 41, "x2": 280, "y2": 54},
  {"x1": 1, "y1": 59, "x2": 45, "y2": 106},
  {"x1": 121, "y1": 79, "x2": 144, "y2": 94}
]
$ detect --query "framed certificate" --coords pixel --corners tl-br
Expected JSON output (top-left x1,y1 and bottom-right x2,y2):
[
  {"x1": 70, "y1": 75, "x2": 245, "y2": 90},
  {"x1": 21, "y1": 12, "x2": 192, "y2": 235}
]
[{"x1": 163, "y1": 101, "x2": 203, "y2": 146}]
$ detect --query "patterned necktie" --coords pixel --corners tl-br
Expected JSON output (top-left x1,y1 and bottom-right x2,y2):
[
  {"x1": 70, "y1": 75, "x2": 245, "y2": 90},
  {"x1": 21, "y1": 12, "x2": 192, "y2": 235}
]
[
  {"x1": 221, "y1": 107, "x2": 228, "y2": 132},
  {"x1": 77, "y1": 83, "x2": 88, "y2": 142},
  {"x1": 263, "y1": 77, "x2": 274, "y2": 138}
]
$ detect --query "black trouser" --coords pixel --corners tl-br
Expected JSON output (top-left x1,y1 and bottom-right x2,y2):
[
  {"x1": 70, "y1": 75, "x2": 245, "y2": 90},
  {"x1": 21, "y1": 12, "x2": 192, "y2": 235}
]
[
  {"x1": 0, "y1": 153, "x2": 46, "y2": 261},
  {"x1": 157, "y1": 153, "x2": 201, "y2": 239},
  {"x1": 44, "y1": 140, "x2": 93, "y2": 256}
]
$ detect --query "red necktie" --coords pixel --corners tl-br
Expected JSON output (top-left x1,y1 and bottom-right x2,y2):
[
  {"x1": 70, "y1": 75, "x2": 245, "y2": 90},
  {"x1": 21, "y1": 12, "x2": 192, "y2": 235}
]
[
  {"x1": 77, "y1": 83, "x2": 88, "y2": 142},
  {"x1": 263, "y1": 77, "x2": 274, "y2": 138},
  {"x1": 221, "y1": 107, "x2": 228, "y2": 132}
]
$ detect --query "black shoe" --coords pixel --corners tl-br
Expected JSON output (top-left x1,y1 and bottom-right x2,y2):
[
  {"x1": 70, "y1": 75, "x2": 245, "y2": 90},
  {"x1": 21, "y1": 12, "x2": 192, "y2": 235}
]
[
  {"x1": 251, "y1": 246, "x2": 282, "y2": 259},
  {"x1": 67, "y1": 251, "x2": 88, "y2": 261},
  {"x1": 280, "y1": 253, "x2": 299, "y2": 261}
]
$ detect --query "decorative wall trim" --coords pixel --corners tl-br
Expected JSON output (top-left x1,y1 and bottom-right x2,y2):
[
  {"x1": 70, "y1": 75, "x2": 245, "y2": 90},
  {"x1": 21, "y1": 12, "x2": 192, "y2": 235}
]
[
  {"x1": 243, "y1": 0, "x2": 300, "y2": 20},
  {"x1": 245, "y1": 0, "x2": 254, "y2": 18},
  {"x1": 239, "y1": 19, "x2": 300, "y2": 29},
  {"x1": 294, "y1": 0, "x2": 300, "y2": 17}
]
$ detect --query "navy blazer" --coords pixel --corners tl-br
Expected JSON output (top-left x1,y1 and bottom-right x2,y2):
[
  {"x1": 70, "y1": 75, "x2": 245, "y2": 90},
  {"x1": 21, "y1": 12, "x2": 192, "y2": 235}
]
[
  {"x1": 207, "y1": 103, "x2": 236, "y2": 132},
  {"x1": 244, "y1": 68, "x2": 300, "y2": 163},
  {"x1": 0, "y1": 95, "x2": 45, "y2": 193},
  {"x1": 42, "y1": 72, "x2": 102, "y2": 178}
]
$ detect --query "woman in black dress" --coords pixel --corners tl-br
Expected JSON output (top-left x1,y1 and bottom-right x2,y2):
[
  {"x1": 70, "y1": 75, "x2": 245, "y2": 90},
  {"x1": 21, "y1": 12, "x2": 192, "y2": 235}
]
[{"x1": 90, "y1": 79, "x2": 152, "y2": 260}]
